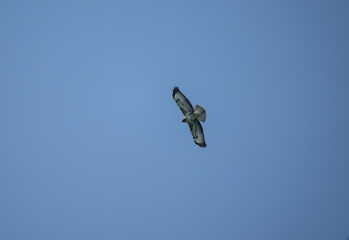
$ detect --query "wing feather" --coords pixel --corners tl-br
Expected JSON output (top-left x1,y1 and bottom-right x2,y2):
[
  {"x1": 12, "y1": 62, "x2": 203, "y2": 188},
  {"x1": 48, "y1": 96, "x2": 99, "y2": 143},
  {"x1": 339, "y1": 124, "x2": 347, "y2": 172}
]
[
  {"x1": 173, "y1": 87, "x2": 194, "y2": 115},
  {"x1": 188, "y1": 120, "x2": 207, "y2": 148}
]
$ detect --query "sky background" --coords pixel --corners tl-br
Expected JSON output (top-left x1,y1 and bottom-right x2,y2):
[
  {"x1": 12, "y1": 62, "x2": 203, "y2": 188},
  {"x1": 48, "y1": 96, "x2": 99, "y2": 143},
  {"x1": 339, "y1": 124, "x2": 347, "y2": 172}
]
[{"x1": 1, "y1": 1, "x2": 349, "y2": 239}]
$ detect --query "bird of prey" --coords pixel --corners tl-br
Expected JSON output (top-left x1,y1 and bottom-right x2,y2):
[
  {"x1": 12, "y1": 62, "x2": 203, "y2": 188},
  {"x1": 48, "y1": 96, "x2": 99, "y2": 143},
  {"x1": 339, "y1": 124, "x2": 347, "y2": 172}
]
[{"x1": 172, "y1": 87, "x2": 207, "y2": 148}]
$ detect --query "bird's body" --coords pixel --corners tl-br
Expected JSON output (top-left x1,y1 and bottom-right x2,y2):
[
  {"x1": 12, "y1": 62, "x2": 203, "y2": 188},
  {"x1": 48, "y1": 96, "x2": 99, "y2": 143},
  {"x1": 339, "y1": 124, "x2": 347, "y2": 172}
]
[
  {"x1": 172, "y1": 87, "x2": 207, "y2": 148},
  {"x1": 181, "y1": 113, "x2": 197, "y2": 123}
]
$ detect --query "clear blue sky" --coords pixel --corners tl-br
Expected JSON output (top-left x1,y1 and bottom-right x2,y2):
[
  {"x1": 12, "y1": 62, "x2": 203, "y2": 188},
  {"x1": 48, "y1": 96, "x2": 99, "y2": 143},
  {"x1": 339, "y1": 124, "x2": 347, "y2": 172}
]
[{"x1": 1, "y1": 1, "x2": 348, "y2": 239}]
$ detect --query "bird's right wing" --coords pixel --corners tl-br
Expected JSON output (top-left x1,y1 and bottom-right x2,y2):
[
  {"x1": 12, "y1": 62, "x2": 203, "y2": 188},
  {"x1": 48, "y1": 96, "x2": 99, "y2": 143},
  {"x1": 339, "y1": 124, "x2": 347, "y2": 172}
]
[
  {"x1": 188, "y1": 120, "x2": 207, "y2": 148},
  {"x1": 173, "y1": 87, "x2": 194, "y2": 116}
]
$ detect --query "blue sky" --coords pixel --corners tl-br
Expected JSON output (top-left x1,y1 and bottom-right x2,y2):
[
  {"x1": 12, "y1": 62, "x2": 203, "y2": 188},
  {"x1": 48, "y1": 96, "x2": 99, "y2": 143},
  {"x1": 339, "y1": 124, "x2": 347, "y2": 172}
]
[{"x1": 1, "y1": 1, "x2": 348, "y2": 239}]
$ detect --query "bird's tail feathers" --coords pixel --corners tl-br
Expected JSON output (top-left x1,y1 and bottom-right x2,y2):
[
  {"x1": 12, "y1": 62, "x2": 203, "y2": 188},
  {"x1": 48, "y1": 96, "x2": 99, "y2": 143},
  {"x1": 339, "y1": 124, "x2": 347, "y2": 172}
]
[{"x1": 194, "y1": 105, "x2": 206, "y2": 122}]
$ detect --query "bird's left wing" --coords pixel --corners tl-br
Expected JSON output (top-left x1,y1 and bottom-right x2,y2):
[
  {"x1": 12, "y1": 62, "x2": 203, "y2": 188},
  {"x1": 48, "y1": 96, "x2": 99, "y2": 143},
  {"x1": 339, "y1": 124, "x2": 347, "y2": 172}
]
[
  {"x1": 173, "y1": 87, "x2": 194, "y2": 115},
  {"x1": 188, "y1": 120, "x2": 207, "y2": 148}
]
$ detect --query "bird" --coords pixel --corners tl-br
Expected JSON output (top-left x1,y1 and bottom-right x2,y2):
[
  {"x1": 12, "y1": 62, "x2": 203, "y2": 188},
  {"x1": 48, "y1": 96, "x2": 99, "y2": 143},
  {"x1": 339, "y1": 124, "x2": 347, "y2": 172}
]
[{"x1": 172, "y1": 87, "x2": 207, "y2": 148}]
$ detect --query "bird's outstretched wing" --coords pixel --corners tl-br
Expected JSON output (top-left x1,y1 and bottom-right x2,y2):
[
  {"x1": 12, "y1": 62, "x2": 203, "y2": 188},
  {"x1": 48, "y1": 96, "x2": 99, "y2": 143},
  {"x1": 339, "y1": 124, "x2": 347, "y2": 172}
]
[
  {"x1": 173, "y1": 87, "x2": 194, "y2": 115},
  {"x1": 188, "y1": 120, "x2": 207, "y2": 148}
]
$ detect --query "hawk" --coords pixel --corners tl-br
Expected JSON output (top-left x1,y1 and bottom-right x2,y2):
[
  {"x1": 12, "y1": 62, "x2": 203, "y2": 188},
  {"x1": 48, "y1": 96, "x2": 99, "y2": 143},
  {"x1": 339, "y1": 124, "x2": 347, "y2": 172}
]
[{"x1": 172, "y1": 87, "x2": 207, "y2": 148}]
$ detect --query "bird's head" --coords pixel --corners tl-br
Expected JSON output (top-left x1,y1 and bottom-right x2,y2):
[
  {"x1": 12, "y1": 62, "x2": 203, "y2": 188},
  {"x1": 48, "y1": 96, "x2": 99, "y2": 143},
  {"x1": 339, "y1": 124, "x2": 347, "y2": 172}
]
[{"x1": 181, "y1": 116, "x2": 187, "y2": 123}]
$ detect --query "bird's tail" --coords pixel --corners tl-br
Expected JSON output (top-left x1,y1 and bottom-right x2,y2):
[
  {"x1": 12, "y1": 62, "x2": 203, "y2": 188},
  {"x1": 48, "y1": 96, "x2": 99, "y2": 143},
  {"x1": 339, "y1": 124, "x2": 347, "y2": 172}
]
[{"x1": 194, "y1": 105, "x2": 206, "y2": 122}]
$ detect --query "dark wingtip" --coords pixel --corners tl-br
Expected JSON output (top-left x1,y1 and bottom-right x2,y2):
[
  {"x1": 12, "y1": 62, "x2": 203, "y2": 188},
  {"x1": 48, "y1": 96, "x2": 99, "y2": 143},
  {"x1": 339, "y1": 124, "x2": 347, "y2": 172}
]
[
  {"x1": 195, "y1": 142, "x2": 207, "y2": 148},
  {"x1": 172, "y1": 87, "x2": 179, "y2": 98}
]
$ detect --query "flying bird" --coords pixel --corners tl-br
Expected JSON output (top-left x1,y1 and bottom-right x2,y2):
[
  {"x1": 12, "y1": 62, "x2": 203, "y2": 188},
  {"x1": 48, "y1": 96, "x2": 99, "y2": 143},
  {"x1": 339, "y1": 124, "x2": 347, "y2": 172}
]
[{"x1": 172, "y1": 87, "x2": 207, "y2": 148}]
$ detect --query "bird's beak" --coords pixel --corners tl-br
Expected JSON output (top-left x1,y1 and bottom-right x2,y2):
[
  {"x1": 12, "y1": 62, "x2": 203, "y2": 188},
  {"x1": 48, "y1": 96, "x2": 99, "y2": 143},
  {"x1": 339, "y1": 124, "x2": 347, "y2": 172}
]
[{"x1": 181, "y1": 117, "x2": 186, "y2": 123}]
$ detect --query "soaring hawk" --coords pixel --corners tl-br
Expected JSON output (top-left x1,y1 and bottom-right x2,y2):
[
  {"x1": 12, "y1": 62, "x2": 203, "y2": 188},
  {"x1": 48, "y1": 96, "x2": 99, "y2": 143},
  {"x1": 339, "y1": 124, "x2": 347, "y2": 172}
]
[{"x1": 172, "y1": 87, "x2": 207, "y2": 148}]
